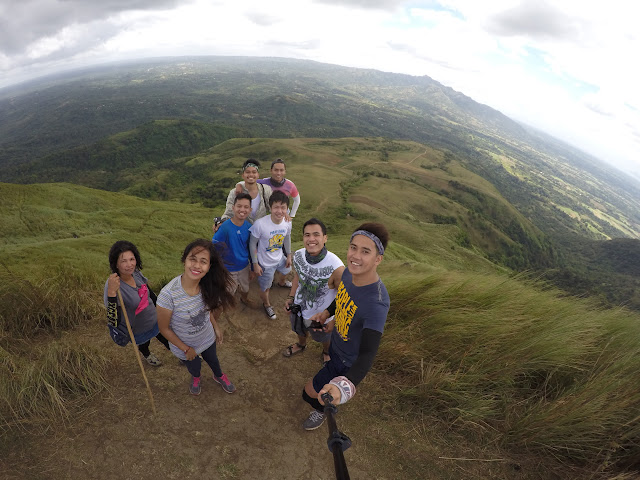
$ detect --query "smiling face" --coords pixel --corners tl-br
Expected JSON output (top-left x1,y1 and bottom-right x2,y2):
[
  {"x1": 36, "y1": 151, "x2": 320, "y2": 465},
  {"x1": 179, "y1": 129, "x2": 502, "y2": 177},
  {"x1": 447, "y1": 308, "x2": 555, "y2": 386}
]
[
  {"x1": 183, "y1": 247, "x2": 211, "y2": 282},
  {"x1": 270, "y1": 162, "x2": 286, "y2": 183},
  {"x1": 242, "y1": 166, "x2": 259, "y2": 185},
  {"x1": 303, "y1": 224, "x2": 327, "y2": 256},
  {"x1": 347, "y1": 234, "x2": 382, "y2": 280},
  {"x1": 116, "y1": 250, "x2": 136, "y2": 277},
  {"x1": 270, "y1": 201, "x2": 288, "y2": 222},
  {"x1": 233, "y1": 198, "x2": 251, "y2": 221}
]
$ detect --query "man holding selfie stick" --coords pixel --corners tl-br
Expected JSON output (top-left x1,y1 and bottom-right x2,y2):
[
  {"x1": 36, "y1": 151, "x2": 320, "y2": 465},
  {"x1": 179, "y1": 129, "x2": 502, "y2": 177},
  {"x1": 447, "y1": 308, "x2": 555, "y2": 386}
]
[
  {"x1": 300, "y1": 223, "x2": 390, "y2": 431},
  {"x1": 283, "y1": 218, "x2": 344, "y2": 365}
]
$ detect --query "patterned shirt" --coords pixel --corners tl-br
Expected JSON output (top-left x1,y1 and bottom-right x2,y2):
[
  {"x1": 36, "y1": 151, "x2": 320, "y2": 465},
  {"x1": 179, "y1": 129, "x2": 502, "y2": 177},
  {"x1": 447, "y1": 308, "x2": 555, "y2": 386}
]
[{"x1": 156, "y1": 275, "x2": 216, "y2": 360}]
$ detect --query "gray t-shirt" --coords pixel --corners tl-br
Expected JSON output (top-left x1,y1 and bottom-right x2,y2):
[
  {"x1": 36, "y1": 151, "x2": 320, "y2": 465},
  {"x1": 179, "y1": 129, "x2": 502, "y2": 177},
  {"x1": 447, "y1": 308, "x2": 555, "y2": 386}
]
[
  {"x1": 103, "y1": 270, "x2": 158, "y2": 335},
  {"x1": 156, "y1": 275, "x2": 216, "y2": 360}
]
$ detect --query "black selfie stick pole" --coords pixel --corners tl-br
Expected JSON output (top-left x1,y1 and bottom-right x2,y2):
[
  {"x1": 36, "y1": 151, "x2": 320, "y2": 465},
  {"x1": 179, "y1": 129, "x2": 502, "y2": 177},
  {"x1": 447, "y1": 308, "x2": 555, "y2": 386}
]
[{"x1": 322, "y1": 392, "x2": 352, "y2": 480}]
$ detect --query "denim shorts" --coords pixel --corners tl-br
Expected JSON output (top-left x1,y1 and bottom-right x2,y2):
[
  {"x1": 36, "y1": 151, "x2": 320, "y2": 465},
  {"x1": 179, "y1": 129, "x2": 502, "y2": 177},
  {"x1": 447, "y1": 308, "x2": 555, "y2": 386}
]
[{"x1": 256, "y1": 256, "x2": 291, "y2": 291}]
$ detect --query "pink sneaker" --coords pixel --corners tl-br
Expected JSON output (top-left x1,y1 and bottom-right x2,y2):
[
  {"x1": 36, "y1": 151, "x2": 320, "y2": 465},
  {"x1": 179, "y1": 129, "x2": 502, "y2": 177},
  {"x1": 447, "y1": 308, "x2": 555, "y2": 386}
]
[
  {"x1": 213, "y1": 373, "x2": 236, "y2": 394},
  {"x1": 189, "y1": 376, "x2": 201, "y2": 395}
]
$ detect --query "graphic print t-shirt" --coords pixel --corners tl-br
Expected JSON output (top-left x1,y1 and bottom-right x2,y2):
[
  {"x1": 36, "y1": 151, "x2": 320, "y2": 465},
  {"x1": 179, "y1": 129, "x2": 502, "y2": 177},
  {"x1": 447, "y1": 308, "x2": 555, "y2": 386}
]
[
  {"x1": 249, "y1": 215, "x2": 292, "y2": 268},
  {"x1": 156, "y1": 275, "x2": 216, "y2": 360},
  {"x1": 292, "y1": 248, "x2": 344, "y2": 323},
  {"x1": 331, "y1": 269, "x2": 390, "y2": 367}
]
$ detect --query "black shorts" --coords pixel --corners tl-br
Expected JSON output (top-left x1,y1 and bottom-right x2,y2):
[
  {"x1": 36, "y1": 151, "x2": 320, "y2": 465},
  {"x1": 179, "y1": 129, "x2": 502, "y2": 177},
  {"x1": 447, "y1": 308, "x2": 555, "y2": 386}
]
[{"x1": 312, "y1": 348, "x2": 349, "y2": 393}]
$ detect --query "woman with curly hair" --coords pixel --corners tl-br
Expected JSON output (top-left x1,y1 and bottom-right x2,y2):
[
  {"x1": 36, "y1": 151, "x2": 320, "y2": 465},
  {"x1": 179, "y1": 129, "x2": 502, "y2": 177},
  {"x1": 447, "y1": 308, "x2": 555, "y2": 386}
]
[{"x1": 104, "y1": 240, "x2": 170, "y2": 366}]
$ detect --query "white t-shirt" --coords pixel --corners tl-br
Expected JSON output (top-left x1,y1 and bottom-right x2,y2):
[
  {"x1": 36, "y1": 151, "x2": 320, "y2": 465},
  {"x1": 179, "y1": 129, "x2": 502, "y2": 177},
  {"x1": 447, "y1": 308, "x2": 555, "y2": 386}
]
[
  {"x1": 292, "y1": 248, "x2": 344, "y2": 323},
  {"x1": 249, "y1": 215, "x2": 292, "y2": 268},
  {"x1": 156, "y1": 275, "x2": 216, "y2": 360},
  {"x1": 250, "y1": 195, "x2": 261, "y2": 219}
]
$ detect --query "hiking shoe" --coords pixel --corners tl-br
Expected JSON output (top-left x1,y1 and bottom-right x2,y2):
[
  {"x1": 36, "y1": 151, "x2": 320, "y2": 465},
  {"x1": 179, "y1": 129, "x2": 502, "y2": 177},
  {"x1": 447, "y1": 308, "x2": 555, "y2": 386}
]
[
  {"x1": 303, "y1": 410, "x2": 325, "y2": 431},
  {"x1": 263, "y1": 304, "x2": 277, "y2": 320},
  {"x1": 189, "y1": 376, "x2": 201, "y2": 395},
  {"x1": 144, "y1": 352, "x2": 162, "y2": 367},
  {"x1": 213, "y1": 373, "x2": 236, "y2": 394}
]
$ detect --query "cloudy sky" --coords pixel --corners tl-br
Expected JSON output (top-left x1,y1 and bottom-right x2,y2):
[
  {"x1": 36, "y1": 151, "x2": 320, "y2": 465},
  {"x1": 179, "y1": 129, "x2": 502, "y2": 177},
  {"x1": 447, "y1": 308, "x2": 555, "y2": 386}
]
[{"x1": 1, "y1": 0, "x2": 639, "y2": 179}]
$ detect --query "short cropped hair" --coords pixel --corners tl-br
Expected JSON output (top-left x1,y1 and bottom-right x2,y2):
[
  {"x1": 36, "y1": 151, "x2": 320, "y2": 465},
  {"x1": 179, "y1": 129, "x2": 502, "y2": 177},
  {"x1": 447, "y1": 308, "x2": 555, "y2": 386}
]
[
  {"x1": 269, "y1": 190, "x2": 290, "y2": 207},
  {"x1": 271, "y1": 158, "x2": 286, "y2": 169},
  {"x1": 234, "y1": 192, "x2": 252, "y2": 204},
  {"x1": 303, "y1": 218, "x2": 327, "y2": 235}
]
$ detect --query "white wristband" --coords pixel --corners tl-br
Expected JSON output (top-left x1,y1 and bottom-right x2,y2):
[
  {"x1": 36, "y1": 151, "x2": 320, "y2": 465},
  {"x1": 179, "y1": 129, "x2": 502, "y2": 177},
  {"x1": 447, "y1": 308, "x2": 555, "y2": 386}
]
[{"x1": 329, "y1": 376, "x2": 356, "y2": 404}]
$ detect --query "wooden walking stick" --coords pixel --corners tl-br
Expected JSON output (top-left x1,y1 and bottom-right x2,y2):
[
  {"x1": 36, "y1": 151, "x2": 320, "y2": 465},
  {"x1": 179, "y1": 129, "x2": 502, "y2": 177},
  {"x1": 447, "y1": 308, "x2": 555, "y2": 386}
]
[{"x1": 117, "y1": 289, "x2": 157, "y2": 415}]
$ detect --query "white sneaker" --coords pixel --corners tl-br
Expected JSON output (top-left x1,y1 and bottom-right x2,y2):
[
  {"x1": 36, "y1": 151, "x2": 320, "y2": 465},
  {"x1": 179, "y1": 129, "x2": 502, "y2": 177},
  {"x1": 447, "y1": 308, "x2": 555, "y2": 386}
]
[{"x1": 263, "y1": 304, "x2": 277, "y2": 320}]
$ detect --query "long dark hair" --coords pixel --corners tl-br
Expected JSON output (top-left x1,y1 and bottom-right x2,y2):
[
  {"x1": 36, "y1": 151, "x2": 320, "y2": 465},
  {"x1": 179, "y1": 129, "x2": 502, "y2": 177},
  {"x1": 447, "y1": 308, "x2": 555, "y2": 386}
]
[
  {"x1": 109, "y1": 240, "x2": 142, "y2": 274},
  {"x1": 181, "y1": 239, "x2": 235, "y2": 311}
]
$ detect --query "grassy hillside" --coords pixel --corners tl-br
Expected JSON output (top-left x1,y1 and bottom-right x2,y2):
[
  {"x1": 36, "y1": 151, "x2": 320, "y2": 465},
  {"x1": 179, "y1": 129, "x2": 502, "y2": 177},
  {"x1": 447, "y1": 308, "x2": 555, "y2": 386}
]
[
  {"x1": 1, "y1": 134, "x2": 555, "y2": 271},
  {"x1": 4, "y1": 125, "x2": 638, "y2": 308},
  {"x1": 2, "y1": 181, "x2": 640, "y2": 478},
  {"x1": 0, "y1": 119, "x2": 244, "y2": 193}
]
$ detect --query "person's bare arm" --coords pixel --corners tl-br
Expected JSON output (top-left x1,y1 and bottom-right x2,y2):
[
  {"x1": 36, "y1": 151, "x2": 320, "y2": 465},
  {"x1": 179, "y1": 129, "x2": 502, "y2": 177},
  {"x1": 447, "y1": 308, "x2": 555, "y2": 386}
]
[{"x1": 157, "y1": 306, "x2": 196, "y2": 360}]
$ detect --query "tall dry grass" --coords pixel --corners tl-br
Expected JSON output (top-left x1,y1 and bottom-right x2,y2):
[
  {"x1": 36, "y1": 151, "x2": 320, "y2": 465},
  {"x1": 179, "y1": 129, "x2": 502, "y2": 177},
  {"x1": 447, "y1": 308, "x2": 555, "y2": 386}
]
[
  {"x1": 0, "y1": 269, "x2": 108, "y2": 434},
  {"x1": 0, "y1": 268, "x2": 102, "y2": 337},
  {"x1": 377, "y1": 269, "x2": 640, "y2": 472},
  {"x1": 0, "y1": 341, "x2": 108, "y2": 431}
]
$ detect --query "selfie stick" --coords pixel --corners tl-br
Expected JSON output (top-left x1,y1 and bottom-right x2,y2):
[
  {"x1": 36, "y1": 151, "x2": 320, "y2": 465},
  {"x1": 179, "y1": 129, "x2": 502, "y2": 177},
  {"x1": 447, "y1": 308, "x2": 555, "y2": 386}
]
[
  {"x1": 321, "y1": 392, "x2": 352, "y2": 480},
  {"x1": 117, "y1": 289, "x2": 157, "y2": 415}
]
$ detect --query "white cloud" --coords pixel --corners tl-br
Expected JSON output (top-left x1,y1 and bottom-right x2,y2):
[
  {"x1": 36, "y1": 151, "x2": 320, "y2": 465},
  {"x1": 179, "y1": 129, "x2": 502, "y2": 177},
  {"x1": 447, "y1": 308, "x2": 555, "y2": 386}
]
[{"x1": 0, "y1": 0, "x2": 638, "y2": 178}]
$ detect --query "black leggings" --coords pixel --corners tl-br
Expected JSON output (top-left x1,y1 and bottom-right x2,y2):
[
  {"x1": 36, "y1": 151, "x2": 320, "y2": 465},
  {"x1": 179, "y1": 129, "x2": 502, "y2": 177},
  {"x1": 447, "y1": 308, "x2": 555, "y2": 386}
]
[
  {"x1": 184, "y1": 342, "x2": 223, "y2": 378},
  {"x1": 138, "y1": 332, "x2": 170, "y2": 357}
]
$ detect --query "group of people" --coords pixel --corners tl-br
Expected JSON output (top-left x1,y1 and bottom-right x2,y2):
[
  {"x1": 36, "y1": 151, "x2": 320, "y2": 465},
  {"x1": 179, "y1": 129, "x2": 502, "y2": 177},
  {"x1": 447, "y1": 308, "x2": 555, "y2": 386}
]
[{"x1": 103, "y1": 157, "x2": 390, "y2": 431}]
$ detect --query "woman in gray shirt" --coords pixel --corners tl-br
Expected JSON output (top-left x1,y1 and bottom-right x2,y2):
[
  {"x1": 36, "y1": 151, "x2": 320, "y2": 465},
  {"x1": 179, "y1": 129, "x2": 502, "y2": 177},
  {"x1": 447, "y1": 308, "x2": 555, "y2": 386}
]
[
  {"x1": 157, "y1": 239, "x2": 237, "y2": 395},
  {"x1": 104, "y1": 240, "x2": 170, "y2": 366}
]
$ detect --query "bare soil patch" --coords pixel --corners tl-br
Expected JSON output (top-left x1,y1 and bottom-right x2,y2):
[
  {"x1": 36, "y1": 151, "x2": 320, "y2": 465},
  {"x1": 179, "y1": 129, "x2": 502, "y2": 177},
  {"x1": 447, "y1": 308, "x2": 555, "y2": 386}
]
[{"x1": 1, "y1": 282, "x2": 568, "y2": 480}]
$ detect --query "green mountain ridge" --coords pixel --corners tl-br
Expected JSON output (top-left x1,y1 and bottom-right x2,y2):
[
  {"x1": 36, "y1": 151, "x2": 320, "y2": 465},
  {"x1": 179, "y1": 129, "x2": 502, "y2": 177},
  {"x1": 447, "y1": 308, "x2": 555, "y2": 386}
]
[
  {"x1": 0, "y1": 119, "x2": 244, "y2": 192},
  {"x1": 1, "y1": 57, "x2": 638, "y2": 237},
  {"x1": 0, "y1": 56, "x2": 639, "y2": 309}
]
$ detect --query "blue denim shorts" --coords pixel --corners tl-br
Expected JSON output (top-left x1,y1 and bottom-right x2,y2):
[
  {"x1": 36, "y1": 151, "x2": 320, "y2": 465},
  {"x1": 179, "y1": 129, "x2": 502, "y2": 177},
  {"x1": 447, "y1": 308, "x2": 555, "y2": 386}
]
[{"x1": 257, "y1": 256, "x2": 291, "y2": 291}]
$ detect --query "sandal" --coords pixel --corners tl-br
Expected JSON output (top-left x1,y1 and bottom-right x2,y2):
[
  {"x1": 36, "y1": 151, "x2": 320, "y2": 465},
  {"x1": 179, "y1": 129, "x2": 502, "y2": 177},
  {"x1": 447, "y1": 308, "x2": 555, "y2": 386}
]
[
  {"x1": 283, "y1": 342, "x2": 306, "y2": 357},
  {"x1": 321, "y1": 351, "x2": 330, "y2": 366}
]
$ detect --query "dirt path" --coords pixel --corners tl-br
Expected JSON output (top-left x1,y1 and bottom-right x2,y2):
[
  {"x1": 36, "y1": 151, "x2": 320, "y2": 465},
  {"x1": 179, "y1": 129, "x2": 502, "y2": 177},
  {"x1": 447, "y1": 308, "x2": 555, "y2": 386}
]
[
  {"x1": 408, "y1": 147, "x2": 428, "y2": 165},
  {"x1": 0, "y1": 275, "x2": 565, "y2": 480},
  {"x1": 369, "y1": 147, "x2": 428, "y2": 167},
  {"x1": 0, "y1": 283, "x2": 388, "y2": 480}
]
